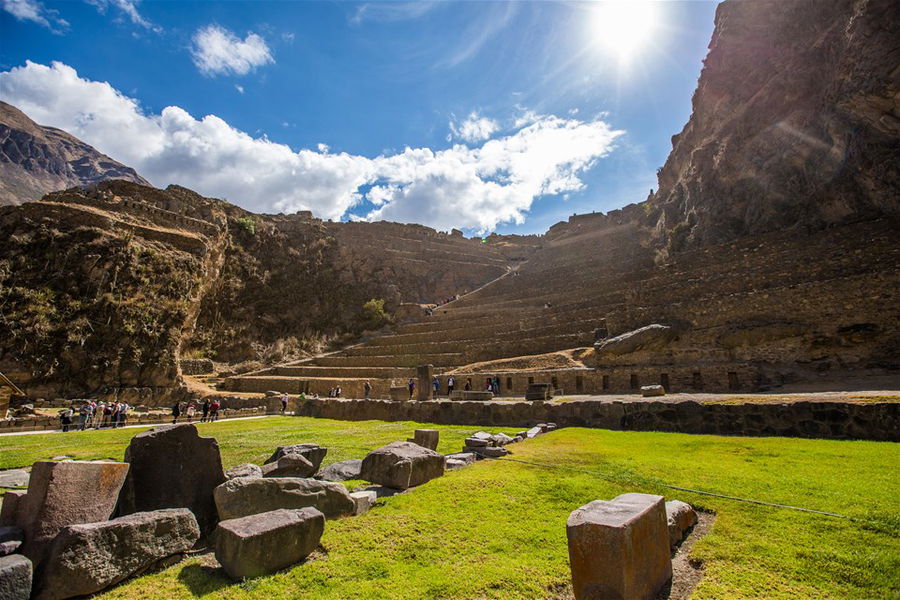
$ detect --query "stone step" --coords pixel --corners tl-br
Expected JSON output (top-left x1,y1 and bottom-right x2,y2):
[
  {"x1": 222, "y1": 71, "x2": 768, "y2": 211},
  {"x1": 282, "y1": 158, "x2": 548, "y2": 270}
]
[
  {"x1": 270, "y1": 366, "x2": 417, "y2": 379},
  {"x1": 309, "y1": 353, "x2": 465, "y2": 368}
]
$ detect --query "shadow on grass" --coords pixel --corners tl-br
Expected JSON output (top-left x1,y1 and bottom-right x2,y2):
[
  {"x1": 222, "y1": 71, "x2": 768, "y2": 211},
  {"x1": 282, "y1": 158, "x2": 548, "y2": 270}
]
[{"x1": 177, "y1": 563, "x2": 233, "y2": 597}]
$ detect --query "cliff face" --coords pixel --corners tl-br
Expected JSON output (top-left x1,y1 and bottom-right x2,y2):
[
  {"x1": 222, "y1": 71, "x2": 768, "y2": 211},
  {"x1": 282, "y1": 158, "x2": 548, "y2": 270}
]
[
  {"x1": 0, "y1": 101, "x2": 150, "y2": 206},
  {"x1": 651, "y1": 0, "x2": 900, "y2": 253}
]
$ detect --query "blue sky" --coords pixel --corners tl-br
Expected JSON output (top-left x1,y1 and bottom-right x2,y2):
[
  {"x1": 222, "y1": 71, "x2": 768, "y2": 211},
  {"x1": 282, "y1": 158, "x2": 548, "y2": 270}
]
[{"x1": 0, "y1": 0, "x2": 717, "y2": 235}]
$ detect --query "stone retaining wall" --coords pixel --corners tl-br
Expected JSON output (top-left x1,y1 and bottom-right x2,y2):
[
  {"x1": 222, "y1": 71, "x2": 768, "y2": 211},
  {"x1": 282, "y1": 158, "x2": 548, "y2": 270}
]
[{"x1": 291, "y1": 397, "x2": 899, "y2": 442}]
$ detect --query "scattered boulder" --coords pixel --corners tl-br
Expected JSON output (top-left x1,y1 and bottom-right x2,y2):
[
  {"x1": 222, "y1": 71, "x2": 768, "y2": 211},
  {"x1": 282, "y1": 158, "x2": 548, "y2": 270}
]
[
  {"x1": 225, "y1": 463, "x2": 263, "y2": 480},
  {"x1": 215, "y1": 508, "x2": 324, "y2": 580},
  {"x1": 214, "y1": 477, "x2": 354, "y2": 521},
  {"x1": 567, "y1": 493, "x2": 671, "y2": 600},
  {"x1": 490, "y1": 433, "x2": 514, "y2": 446},
  {"x1": 475, "y1": 447, "x2": 508, "y2": 458},
  {"x1": 546, "y1": 423, "x2": 558, "y2": 431},
  {"x1": 445, "y1": 452, "x2": 476, "y2": 466},
  {"x1": 0, "y1": 554, "x2": 32, "y2": 600},
  {"x1": 594, "y1": 323, "x2": 679, "y2": 358},
  {"x1": 525, "y1": 426, "x2": 542, "y2": 438},
  {"x1": 17, "y1": 404, "x2": 35, "y2": 415},
  {"x1": 641, "y1": 385, "x2": 666, "y2": 397},
  {"x1": 464, "y1": 437, "x2": 489, "y2": 448},
  {"x1": 36, "y1": 509, "x2": 200, "y2": 600},
  {"x1": 265, "y1": 444, "x2": 327, "y2": 471},
  {"x1": 0, "y1": 469, "x2": 30, "y2": 489},
  {"x1": 261, "y1": 453, "x2": 316, "y2": 478},
  {"x1": 471, "y1": 431, "x2": 492, "y2": 441},
  {"x1": 118, "y1": 424, "x2": 225, "y2": 535},
  {"x1": 408, "y1": 429, "x2": 439, "y2": 451},
  {"x1": 666, "y1": 500, "x2": 698, "y2": 549},
  {"x1": 359, "y1": 441, "x2": 445, "y2": 490},
  {"x1": 316, "y1": 459, "x2": 363, "y2": 482},
  {"x1": 349, "y1": 491, "x2": 377, "y2": 516},
  {"x1": 17, "y1": 461, "x2": 129, "y2": 567},
  {"x1": 265, "y1": 390, "x2": 281, "y2": 397},
  {"x1": 0, "y1": 525, "x2": 23, "y2": 556}
]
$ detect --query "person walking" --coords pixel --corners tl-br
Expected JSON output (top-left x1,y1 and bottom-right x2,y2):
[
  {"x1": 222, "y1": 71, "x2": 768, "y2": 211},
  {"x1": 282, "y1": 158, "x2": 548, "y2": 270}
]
[
  {"x1": 209, "y1": 399, "x2": 220, "y2": 422},
  {"x1": 201, "y1": 399, "x2": 210, "y2": 423},
  {"x1": 118, "y1": 403, "x2": 129, "y2": 427},
  {"x1": 280, "y1": 393, "x2": 289, "y2": 414},
  {"x1": 78, "y1": 402, "x2": 91, "y2": 431},
  {"x1": 447, "y1": 376, "x2": 455, "y2": 396},
  {"x1": 171, "y1": 401, "x2": 181, "y2": 424},
  {"x1": 407, "y1": 378, "x2": 416, "y2": 400},
  {"x1": 60, "y1": 408, "x2": 73, "y2": 432},
  {"x1": 432, "y1": 376, "x2": 440, "y2": 397},
  {"x1": 363, "y1": 381, "x2": 371, "y2": 399},
  {"x1": 186, "y1": 402, "x2": 196, "y2": 423},
  {"x1": 492, "y1": 376, "x2": 501, "y2": 396}
]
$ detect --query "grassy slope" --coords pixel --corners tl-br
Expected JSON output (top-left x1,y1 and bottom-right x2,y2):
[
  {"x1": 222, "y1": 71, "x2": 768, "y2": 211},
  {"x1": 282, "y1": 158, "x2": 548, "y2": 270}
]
[{"x1": 1, "y1": 418, "x2": 897, "y2": 599}]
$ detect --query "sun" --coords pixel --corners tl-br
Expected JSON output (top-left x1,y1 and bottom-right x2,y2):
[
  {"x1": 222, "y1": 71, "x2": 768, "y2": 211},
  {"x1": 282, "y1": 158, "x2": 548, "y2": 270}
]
[{"x1": 589, "y1": 1, "x2": 661, "y2": 64}]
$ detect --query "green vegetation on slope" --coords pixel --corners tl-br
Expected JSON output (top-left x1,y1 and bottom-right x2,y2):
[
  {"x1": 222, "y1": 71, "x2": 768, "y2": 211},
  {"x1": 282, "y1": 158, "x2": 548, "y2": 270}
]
[{"x1": 0, "y1": 418, "x2": 897, "y2": 599}]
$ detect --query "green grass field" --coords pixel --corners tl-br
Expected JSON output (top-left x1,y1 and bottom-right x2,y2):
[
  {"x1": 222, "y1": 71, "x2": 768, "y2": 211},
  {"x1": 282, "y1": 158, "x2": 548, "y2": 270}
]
[{"x1": 1, "y1": 417, "x2": 897, "y2": 599}]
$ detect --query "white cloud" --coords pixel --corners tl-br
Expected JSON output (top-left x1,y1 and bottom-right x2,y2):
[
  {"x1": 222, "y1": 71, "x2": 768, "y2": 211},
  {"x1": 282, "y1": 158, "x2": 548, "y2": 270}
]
[
  {"x1": 234, "y1": 84, "x2": 244, "y2": 94},
  {"x1": 350, "y1": 2, "x2": 438, "y2": 25},
  {"x1": 191, "y1": 25, "x2": 274, "y2": 77},
  {"x1": 0, "y1": 60, "x2": 623, "y2": 232},
  {"x1": 2, "y1": 0, "x2": 67, "y2": 31},
  {"x1": 87, "y1": 0, "x2": 156, "y2": 30},
  {"x1": 450, "y1": 111, "x2": 499, "y2": 144}
]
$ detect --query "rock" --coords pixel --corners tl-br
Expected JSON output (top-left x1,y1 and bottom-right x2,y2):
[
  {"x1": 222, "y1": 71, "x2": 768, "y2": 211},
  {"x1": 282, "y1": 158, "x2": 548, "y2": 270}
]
[
  {"x1": 225, "y1": 463, "x2": 263, "y2": 480},
  {"x1": 133, "y1": 405, "x2": 150, "y2": 413},
  {"x1": 475, "y1": 447, "x2": 508, "y2": 458},
  {"x1": 641, "y1": 385, "x2": 666, "y2": 397},
  {"x1": 445, "y1": 452, "x2": 476, "y2": 466},
  {"x1": 35, "y1": 508, "x2": 200, "y2": 600},
  {"x1": 512, "y1": 435, "x2": 524, "y2": 443},
  {"x1": 349, "y1": 491, "x2": 377, "y2": 516},
  {"x1": 445, "y1": 459, "x2": 468, "y2": 469},
  {"x1": 525, "y1": 383, "x2": 553, "y2": 401},
  {"x1": 17, "y1": 404, "x2": 35, "y2": 415},
  {"x1": 0, "y1": 526, "x2": 23, "y2": 556},
  {"x1": 316, "y1": 459, "x2": 362, "y2": 482},
  {"x1": 0, "y1": 540, "x2": 22, "y2": 556},
  {"x1": 0, "y1": 469, "x2": 29, "y2": 488},
  {"x1": 525, "y1": 426, "x2": 542, "y2": 438},
  {"x1": 261, "y1": 453, "x2": 316, "y2": 478},
  {"x1": 464, "y1": 437, "x2": 489, "y2": 448},
  {"x1": 546, "y1": 423, "x2": 558, "y2": 431},
  {"x1": 471, "y1": 431, "x2": 493, "y2": 441},
  {"x1": 265, "y1": 444, "x2": 327, "y2": 471},
  {"x1": 666, "y1": 500, "x2": 698, "y2": 549},
  {"x1": 265, "y1": 390, "x2": 281, "y2": 397},
  {"x1": 359, "y1": 441, "x2": 445, "y2": 490},
  {"x1": 490, "y1": 433, "x2": 514, "y2": 446},
  {"x1": 17, "y1": 461, "x2": 129, "y2": 567},
  {"x1": 594, "y1": 324, "x2": 678, "y2": 358},
  {"x1": 0, "y1": 490, "x2": 25, "y2": 526},
  {"x1": 411, "y1": 429, "x2": 439, "y2": 450},
  {"x1": 118, "y1": 424, "x2": 226, "y2": 535},
  {"x1": 536, "y1": 423, "x2": 548, "y2": 432},
  {"x1": 215, "y1": 508, "x2": 324, "y2": 580},
  {"x1": 516, "y1": 430, "x2": 529, "y2": 439},
  {"x1": 214, "y1": 477, "x2": 354, "y2": 521},
  {"x1": 0, "y1": 554, "x2": 32, "y2": 600},
  {"x1": 566, "y1": 493, "x2": 671, "y2": 600}
]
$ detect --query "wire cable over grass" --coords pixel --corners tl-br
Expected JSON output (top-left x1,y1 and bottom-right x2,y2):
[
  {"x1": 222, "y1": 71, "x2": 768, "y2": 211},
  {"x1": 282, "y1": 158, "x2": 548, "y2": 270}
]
[{"x1": 472, "y1": 453, "x2": 854, "y2": 520}]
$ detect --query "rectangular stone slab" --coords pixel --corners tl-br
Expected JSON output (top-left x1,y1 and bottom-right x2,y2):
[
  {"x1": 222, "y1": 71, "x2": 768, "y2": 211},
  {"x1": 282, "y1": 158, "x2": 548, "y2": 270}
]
[
  {"x1": 566, "y1": 493, "x2": 672, "y2": 600},
  {"x1": 17, "y1": 461, "x2": 129, "y2": 568},
  {"x1": 215, "y1": 507, "x2": 324, "y2": 580},
  {"x1": 0, "y1": 554, "x2": 32, "y2": 600}
]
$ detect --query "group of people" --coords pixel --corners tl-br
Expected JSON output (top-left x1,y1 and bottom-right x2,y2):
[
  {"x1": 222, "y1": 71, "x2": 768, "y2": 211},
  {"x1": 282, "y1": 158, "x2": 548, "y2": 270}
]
[
  {"x1": 327, "y1": 386, "x2": 343, "y2": 398},
  {"x1": 171, "y1": 398, "x2": 220, "y2": 424},
  {"x1": 59, "y1": 400, "x2": 131, "y2": 432},
  {"x1": 425, "y1": 294, "x2": 462, "y2": 316}
]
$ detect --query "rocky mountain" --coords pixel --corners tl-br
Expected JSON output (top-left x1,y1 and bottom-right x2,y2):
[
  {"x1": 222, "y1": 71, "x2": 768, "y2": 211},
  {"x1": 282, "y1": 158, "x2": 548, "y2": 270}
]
[
  {"x1": 0, "y1": 101, "x2": 149, "y2": 206},
  {"x1": 649, "y1": 0, "x2": 900, "y2": 254}
]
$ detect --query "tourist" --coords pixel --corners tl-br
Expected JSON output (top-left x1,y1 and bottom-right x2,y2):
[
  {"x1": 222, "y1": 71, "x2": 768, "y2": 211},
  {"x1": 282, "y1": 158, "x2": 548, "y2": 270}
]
[
  {"x1": 464, "y1": 378, "x2": 472, "y2": 391},
  {"x1": 485, "y1": 378, "x2": 492, "y2": 392},
  {"x1": 280, "y1": 393, "x2": 288, "y2": 414},
  {"x1": 59, "y1": 408, "x2": 73, "y2": 432},
  {"x1": 111, "y1": 401, "x2": 121, "y2": 427},
  {"x1": 432, "y1": 376, "x2": 440, "y2": 397},
  {"x1": 171, "y1": 401, "x2": 181, "y2": 424},
  {"x1": 407, "y1": 378, "x2": 416, "y2": 399},
  {"x1": 186, "y1": 402, "x2": 196, "y2": 423},
  {"x1": 201, "y1": 399, "x2": 210, "y2": 423},
  {"x1": 447, "y1": 376, "x2": 455, "y2": 395},
  {"x1": 363, "y1": 381, "x2": 371, "y2": 399},
  {"x1": 335, "y1": 385, "x2": 342, "y2": 398},
  {"x1": 210, "y1": 399, "x2": 220, "y2": 422},
  {"x1": 102, "y1": 402, "x2": 113, "y2": 428},
  {"x1": 492, "y1": 376, "x2": 501, "y2": 395},
  {"x1": 118, "y1": 403, "x2": 129, "y2": 427},
  {"x1": 78, "y1": 402, "x2": 91, "y2": 431}
]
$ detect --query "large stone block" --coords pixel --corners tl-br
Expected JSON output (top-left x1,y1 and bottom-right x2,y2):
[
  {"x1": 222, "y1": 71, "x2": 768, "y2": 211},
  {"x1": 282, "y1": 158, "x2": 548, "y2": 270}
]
[
  {"x1": 416, "y1": 364, "x2": 434, "y2": 401},
  {"x1": 215, "y1": 508, "x2": 324, "y2": 580},
  {"x1": 409, "y1": 429, "x2": 439, "y2": 450},
  {"x1": 17, "y1": 461, "x2": 129, "y2": 567},
  {"x1": 349, "y1": 491, "x2": 377, "y2": 516},
  {"x1": 316, "y1": 459, "x2": 362, "y2": 482},
  {"x1": 225, "y1": 463, "x2": 263, "y2": 480},
  {"x1": 566, "y1": 493, "x2": 671, "y2": 600},
  {"x1": 0, "y1": 525, "x2": 23, "y2": 556},
  {"x1": 118, "y1": 424, "x2": 225, "y2": 535},
  {"x1": 0, "y1": 554, "x2": 32, "y2": 600},
  {"x1": 36, "y1": 508, "x2": 199, "y2": 600},
  {"x1": 214, "y1": 477, "x2": 354, "y2": 521},
  {"x1": 261, "y1": 453, "x2": 316, "y2": 478},
  {"x1": 359, "y1": 441, "x2": 445, "y2": 490},
  {"x1": 264, "y1": 444, "x2": 327, "y2": 471}
]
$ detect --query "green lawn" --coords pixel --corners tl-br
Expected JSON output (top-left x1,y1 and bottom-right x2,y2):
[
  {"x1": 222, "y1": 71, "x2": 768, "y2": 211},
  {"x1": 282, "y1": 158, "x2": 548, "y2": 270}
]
[{"x1": 1, "y1": 417, "x2": 898, "y2": 599}]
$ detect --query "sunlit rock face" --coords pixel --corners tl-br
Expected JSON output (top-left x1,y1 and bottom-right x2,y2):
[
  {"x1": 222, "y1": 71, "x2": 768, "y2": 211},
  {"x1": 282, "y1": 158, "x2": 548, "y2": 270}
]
[{"x1": 650, "y1": 0, "x2": 900, "y2": 254}]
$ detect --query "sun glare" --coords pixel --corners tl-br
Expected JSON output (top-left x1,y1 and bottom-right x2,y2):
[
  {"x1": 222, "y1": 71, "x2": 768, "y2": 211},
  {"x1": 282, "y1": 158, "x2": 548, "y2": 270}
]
[{"x1": 590, "y1": 1, "x2": 660, "y2": 64}]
